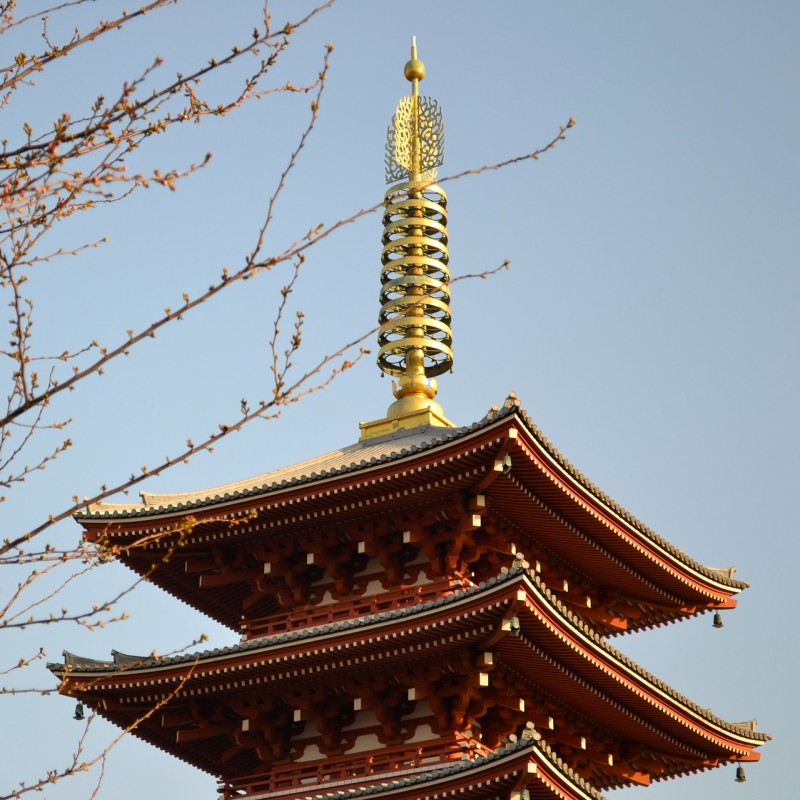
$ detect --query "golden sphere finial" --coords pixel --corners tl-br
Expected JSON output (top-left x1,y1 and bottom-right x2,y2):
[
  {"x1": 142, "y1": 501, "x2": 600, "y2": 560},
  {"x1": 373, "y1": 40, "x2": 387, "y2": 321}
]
[
  {"x1": 404, "y1": 58, "x2": 425, "y2": 82},
  {"x1": 405, "y1": 35, "x2": 425, "y2": 83}
]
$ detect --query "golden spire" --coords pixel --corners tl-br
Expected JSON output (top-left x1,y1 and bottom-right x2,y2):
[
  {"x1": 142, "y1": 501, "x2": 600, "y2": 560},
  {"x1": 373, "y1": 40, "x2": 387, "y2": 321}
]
[{"x1": 360, "y1": 38, "x2": 455, "y2": 440}]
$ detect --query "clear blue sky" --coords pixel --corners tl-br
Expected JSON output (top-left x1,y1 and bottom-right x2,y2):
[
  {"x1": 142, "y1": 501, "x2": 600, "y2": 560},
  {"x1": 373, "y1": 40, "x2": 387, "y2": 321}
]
[{"x1": 3, "y1": 2, "x2": 798, "y2": 799}]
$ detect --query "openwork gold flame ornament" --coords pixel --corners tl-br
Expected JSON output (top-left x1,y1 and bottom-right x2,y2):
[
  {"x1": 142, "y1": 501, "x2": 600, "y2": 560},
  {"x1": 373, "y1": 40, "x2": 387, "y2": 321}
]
[
  {"x1": 360, "y1": 38, "x2": 455, "y2": 440},
  {"x1": 385, "y1": 97, "x2": 444, "y2": 183}
]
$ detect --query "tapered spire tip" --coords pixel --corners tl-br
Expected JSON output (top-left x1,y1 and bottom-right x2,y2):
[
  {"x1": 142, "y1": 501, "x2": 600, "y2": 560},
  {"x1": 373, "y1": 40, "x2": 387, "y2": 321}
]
[{"x1": 404, "y1": 36, "x2": 425, "y2": 83}]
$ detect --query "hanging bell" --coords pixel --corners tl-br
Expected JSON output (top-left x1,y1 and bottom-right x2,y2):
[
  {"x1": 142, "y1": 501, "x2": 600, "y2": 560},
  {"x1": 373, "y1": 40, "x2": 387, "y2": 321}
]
[
  {"x1": 713, "y1": 611, "x2": 724, "y2": 629},
  {"x1": 73, "y1": 701, "x2": 85, "y2": 721},
  {"x1": 735, "y1": 765, "x2": 746, "y2": 783}
]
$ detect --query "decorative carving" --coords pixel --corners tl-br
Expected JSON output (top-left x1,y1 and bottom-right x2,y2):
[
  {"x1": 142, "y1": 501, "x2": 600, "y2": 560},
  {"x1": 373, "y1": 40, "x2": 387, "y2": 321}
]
[{"x1": 385, "y1": 96, "x2": 444, "y2": 183}]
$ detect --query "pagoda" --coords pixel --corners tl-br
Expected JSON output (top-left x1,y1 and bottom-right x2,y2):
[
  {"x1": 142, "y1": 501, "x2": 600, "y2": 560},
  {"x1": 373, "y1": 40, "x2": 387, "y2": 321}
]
[{"x1": 51, "y1": 40, "x2": 768, "y2": 800}]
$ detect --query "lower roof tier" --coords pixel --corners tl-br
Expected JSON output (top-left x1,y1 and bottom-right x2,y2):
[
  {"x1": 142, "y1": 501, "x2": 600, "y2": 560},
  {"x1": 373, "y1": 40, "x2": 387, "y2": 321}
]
[
  {"x1": 217, "y1": 734, "x2": 601, "y2": 800},
  {"x1": 50, "y1": 567, "x2": 767, "y2": 790}
]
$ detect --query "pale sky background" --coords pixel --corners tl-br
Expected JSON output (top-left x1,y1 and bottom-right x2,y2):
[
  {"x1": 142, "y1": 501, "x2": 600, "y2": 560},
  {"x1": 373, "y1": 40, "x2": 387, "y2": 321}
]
[{"x1": 3, "y1": 2, "x2": 798, "y2": 799}]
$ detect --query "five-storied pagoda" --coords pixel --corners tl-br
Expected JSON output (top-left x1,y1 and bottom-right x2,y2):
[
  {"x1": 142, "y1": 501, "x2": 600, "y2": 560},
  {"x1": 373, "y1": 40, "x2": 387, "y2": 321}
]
[{"x1": 51, "y1": 40, "x2": 768, "y2": 800}]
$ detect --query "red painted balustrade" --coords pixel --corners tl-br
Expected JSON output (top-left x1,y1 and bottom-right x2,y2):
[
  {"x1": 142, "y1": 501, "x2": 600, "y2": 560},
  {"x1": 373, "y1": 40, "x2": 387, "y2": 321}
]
[{"x1": 241, "y1": 579, "x2": 468, "y2": 639}]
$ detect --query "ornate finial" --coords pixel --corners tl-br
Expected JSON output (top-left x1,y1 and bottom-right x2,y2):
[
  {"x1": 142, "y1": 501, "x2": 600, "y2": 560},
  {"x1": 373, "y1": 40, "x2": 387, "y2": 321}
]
[
  {"x1": 385, "y1": 37, "x2": 444, "y2": 183},
  {"x1": 360, "y1": 39, "x2": 454, "y2": 440}
]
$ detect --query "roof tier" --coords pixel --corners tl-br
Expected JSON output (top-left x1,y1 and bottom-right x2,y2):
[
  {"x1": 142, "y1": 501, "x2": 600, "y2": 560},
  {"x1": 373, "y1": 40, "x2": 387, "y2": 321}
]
[
  {"x1": 219, "y1": 736, "x2": 602, "y2": 800},
  {"x1": 50, "y1": 567, "x2": 766, "y2": 791},
  {"x1": 76, "y1": 397, "x2": 747, "y2": 635}
]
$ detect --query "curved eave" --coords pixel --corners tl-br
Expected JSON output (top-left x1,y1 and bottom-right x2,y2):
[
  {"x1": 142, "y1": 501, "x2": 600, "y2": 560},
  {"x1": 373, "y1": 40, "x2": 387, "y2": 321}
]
[
  {"x1": 50, "y1": 569, "x2": 767, "y2": 771},
  {"x1": 49, "y1": 573, "x2": 523, "y2": 683},
  {"x1": 486, "y1": 475, "x2": 713, "y2": 635},
  {"x1": 74, "y1": 420, "x2": 492, "y2": 523},
  {"x1": 507, "y1": 571, "x2": 767, "y2": 755},
  {"x1": 73, "y1": 426, "x2": 511, "y2": 542},
  {"x1": 504, "y1": 414, "x2": 745, "y2": 604},
  {"x1": 77, "y1": 428, "x2": 512, "y2": 630}
]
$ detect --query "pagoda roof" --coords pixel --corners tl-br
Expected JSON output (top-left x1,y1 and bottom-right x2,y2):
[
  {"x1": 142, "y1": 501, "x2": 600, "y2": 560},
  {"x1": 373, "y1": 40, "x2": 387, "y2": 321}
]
[
  {"x1": 236, "y1": 735, "x2": 603, "y2": 800},
  {"x1": 49, "y1": 566, "x2": 768, "y2": 757},
  {"x1": 78, "y1": 419, "x2": 486, "y2": 519},
  {"x1": 76, "y1": 395, "x2": 746, "y2": 597}
]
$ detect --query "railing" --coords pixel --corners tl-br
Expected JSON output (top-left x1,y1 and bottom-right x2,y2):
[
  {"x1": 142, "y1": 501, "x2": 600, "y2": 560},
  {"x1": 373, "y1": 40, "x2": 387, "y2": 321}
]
[
  {"x1": 219, "y1": 737, "x2": 488, "y2": 799},
  {"x1": 241, "y1": 579, "x2": 467, "y2": 639}
]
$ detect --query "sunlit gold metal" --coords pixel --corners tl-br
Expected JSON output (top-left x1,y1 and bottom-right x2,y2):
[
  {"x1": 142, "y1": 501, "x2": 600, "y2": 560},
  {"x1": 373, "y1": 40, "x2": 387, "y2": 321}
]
[{"x1": 361, "y1": 38, "x2": 455, "y2": 440}]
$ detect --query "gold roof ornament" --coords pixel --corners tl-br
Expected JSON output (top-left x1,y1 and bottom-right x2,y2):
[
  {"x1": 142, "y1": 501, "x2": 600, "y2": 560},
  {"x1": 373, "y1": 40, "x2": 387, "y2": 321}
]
[{"x1": 360, "y1": 38, "x2": 455, "y2": 440}]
